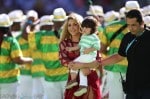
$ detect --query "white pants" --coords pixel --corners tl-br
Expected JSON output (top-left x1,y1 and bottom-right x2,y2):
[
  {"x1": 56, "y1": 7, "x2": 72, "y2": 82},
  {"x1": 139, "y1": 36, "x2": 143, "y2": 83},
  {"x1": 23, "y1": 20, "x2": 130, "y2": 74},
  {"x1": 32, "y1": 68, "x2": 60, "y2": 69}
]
[
  {"x1": 106, "y1": 71, "x2": 126, "y2": 99},
  {"x1": 100, "y1": 70, "x2": 109, "y2": 97},
  {"x1": 0, "y1": 82, "x2": 19, "y2": 99},
  {"x1": 71, "y1": 54, "x2": 96, "y2": 86},
  {"x1": 32, "y1": 77, "x2": 45, "y2": 99},
  {"x1": 18, "y1": 75, "x2": 32, "y2": 99},
  {"x1": 43, "y1": 80, "x2": 67, "y2": 99}
]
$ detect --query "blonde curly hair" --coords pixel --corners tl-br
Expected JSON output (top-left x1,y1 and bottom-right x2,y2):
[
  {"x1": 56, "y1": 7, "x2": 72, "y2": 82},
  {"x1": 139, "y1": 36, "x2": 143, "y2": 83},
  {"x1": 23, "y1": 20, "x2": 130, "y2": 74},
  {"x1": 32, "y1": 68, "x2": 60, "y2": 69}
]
[{"x1": 59, "y1": 12, "x2": 83, "y2": 42}]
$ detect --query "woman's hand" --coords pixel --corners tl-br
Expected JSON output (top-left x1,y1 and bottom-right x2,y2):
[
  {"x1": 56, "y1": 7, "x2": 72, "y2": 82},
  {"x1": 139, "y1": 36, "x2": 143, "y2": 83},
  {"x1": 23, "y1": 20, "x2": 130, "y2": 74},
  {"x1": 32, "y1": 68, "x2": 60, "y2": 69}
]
[
  {"x1": 65, "y1": 47, "x2": 71, "y2": 52},
  {"x1": 69, "y1": 62, "x2": 91, "y2": 75},
  {"x1": 68, "y1": 62, "x2": 74, "y2": 68}
]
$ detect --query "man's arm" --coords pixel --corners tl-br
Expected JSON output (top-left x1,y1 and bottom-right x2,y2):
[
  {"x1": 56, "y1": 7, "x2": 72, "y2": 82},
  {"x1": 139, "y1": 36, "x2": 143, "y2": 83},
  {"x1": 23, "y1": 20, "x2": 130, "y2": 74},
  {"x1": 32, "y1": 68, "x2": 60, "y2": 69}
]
[
  {"x1": 69, "y1": 53, "x2": 124, "y2": 70},
  {"x1": 13, "y1": 56, "x2": 33, "y2": 64},
  {"x1": 101, "y1": 53, "x2": 125, "y2": 66}
]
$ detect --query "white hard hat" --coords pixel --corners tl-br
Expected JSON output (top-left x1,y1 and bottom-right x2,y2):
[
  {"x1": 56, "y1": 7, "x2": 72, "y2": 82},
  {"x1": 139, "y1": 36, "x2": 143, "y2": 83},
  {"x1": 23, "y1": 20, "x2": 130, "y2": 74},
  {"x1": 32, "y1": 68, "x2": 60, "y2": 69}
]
[
  {"x1": 0, "y1": 13, "x2": 13, "y2": 27},
  {"x1": 39, "y1": 15, "x2": 54, "y2": 27},
  {"x1": 52, "y1": 8, "x2": 67, "y2": 22},
  {"x1": 8, "y1": 10, "x2": 26, "y2": 22},
  {"x1": 119, "y1": 7, "x2": 126, "y2": 18},
  {"x1": 104, "y1": 10, "x2": 120, "y2": 22},
  {"x1": 27, "y1": 10, "x2": 38, "y2": 20},
  {"x1": 143, "y1": 16, "x2": 150, "y2": 27},
  {"x1": 141, "y1": 5, "x2": 150, "y2": 16},
  {"x1": 125, "y1": 1, "x2": 140, "y2": 12},
  {"x1": 86, "y1": 5, "x2": 104, "y2": 17}
]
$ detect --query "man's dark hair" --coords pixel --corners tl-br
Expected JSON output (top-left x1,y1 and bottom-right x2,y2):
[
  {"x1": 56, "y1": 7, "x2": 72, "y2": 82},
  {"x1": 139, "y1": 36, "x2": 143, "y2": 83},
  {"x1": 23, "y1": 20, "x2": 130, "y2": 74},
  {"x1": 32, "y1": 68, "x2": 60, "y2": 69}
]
[
  {"x1": 81, "y1": 16, "x2": 97, "y2": 34},
  {"x1": 126, "y1": 9, "x2": 143, "y2": 24}
]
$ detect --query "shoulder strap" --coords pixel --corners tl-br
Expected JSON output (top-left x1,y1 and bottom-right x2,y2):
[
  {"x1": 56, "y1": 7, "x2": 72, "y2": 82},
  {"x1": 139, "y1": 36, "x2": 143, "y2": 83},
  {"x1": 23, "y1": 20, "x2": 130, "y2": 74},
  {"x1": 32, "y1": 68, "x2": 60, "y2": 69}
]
[
  {"x1": 119, "y1": 72, "x2": 124, "y2": 80},
  {"x1": 110, "y1": 24, "x2": 127, "y2": 43},
  {"x1": 54, "y1": 30, "x2": 60, "y2": 39}
]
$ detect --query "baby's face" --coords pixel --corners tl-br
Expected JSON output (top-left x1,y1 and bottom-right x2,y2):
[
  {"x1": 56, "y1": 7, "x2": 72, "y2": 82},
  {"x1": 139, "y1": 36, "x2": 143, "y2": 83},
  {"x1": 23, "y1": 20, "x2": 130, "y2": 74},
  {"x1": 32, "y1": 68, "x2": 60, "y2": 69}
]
[{"x1": 81, "y1": 27, "x2": 91, "y2": 35}]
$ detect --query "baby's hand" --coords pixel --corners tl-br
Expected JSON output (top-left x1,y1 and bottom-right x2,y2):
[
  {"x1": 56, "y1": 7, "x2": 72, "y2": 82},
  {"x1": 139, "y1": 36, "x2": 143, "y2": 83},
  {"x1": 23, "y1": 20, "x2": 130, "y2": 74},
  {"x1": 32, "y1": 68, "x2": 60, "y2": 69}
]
[{"x1": 83, "y1": 48, "x2": 92, "y2": 54}]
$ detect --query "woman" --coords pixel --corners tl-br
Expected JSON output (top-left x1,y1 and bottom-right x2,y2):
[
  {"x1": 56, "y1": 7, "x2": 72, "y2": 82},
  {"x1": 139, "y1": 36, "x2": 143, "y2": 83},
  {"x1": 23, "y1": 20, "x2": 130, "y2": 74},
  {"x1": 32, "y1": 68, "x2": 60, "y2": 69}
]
[{"x1": 59, "y1": 13, "x2": 102, "y2": 99}]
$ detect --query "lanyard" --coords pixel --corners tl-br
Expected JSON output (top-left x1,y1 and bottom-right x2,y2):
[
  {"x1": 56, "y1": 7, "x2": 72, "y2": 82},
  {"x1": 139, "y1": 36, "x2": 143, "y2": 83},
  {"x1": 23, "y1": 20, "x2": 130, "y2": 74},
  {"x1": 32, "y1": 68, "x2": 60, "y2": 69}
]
[
  {"x1": 125, "y1": 30, "x2": 145, "y2": 55},
  {"x1": 125, "y1": 38, "x2": 136, "y2": 55}
]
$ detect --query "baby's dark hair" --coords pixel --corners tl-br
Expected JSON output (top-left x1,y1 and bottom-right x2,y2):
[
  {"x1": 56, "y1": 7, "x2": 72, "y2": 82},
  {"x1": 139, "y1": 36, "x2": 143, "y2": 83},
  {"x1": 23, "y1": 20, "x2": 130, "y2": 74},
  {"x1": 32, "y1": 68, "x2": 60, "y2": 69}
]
[{"x1": 81, "y1": 16, "x2": 98, "y2": 34}]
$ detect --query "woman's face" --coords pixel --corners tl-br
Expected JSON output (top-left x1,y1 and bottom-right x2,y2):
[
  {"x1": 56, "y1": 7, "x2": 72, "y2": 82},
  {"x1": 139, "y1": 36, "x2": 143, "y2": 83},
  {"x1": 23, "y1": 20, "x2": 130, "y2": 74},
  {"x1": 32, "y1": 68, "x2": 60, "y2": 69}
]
[{"x1": 67, "y1": 19, "x2": 80, "y2": 36}]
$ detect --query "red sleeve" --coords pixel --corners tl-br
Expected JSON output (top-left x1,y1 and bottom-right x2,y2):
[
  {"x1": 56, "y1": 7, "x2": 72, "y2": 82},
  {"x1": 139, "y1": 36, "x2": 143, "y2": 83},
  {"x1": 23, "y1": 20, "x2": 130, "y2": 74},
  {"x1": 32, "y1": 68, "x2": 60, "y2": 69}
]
[
  {"x1": 59, "y1": 39, "x2": 80, "y2": 67},
  {"x1": 59, "y1": 40, "x2": 71, "y2": 66}
]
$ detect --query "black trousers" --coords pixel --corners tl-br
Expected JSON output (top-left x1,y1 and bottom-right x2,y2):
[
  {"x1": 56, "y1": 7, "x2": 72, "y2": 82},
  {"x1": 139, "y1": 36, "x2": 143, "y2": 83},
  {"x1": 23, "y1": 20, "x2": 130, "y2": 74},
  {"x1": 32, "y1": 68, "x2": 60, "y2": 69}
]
[{"x1": 126, "y1": 89, "x2": 150, "y2": 99}]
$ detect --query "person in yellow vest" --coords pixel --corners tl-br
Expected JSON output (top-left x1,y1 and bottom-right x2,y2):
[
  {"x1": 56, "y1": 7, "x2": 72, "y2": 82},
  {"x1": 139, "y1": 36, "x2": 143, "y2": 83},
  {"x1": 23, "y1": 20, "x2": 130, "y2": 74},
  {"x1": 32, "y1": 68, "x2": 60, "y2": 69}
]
[
  {"x1": 40, "y1": 8, "x2": 68, "y2": 99},
  {"x1": 27, "y1": 10, "x2": 46, "y2": 99},
  {"x1": 0, "y1": 13, "x2": 33, "y2": 99},
  {"x1": 17, "y1": 10, "x2": 45, "y2": 99},
  {"x1": 36, "y1": 15, "x2": 54, "y2": 99},
  {"x1": 52, "y1": 8, "x2": 67, "y2": 38}
]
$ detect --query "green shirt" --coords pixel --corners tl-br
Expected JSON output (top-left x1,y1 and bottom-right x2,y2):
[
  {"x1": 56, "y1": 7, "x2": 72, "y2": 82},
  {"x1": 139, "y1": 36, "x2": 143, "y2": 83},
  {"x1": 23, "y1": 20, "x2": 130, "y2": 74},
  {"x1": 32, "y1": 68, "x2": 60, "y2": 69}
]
[
  {"x1": 17, "y1": 35, "x2": 31, "y2": 75},
  {"x1": 39, "y1": 30, "x2": 68, "y2": 82},
  {"x1": 0, "y1": 36, "x2": 22, "y2": 83},
  {"x1": 100, "y1": 20, "x2": 128, "y2": 73}
]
